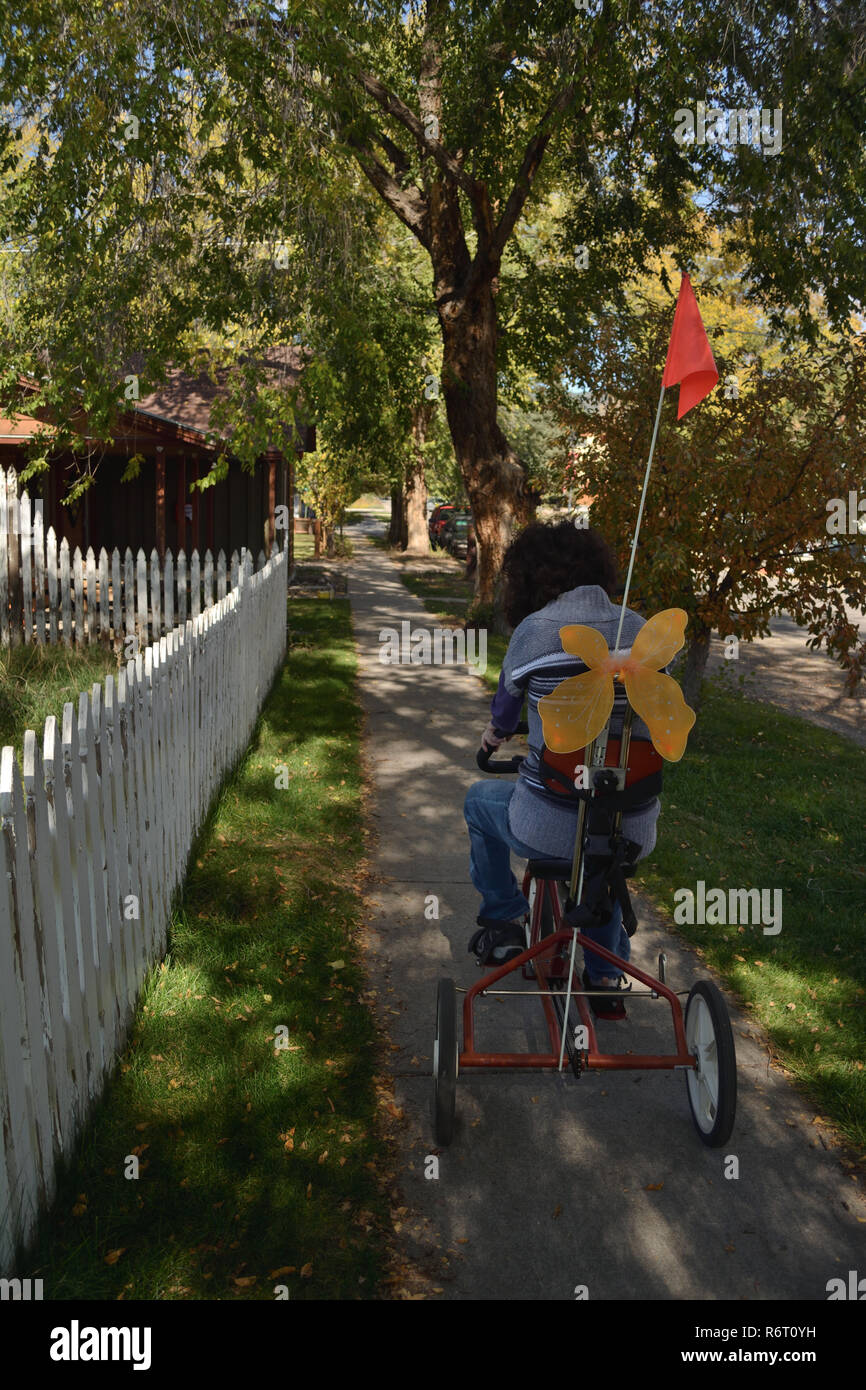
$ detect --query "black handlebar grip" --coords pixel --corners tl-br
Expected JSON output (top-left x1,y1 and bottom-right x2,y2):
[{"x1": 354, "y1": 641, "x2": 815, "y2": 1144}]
[
  {"x1": 492, "y1": 719, "x2": 529, "y2": 737},
  {"x1": 476, "y1": 745, "x2": 526, "y2": 774},
  {"x1": 478, "y1": 719, "x2": 529, "y2": 772}
]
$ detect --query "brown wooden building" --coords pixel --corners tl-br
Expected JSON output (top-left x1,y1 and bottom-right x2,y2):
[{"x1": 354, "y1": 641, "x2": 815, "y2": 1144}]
[{"x1": 0, "y1": 350, "x2": 314, "y2": 565}]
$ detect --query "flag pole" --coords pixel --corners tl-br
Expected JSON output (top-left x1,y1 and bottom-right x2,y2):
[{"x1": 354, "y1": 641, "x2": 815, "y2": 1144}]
[{"x1": 613, "y1": 378, "x2": 666, "y2": 652}]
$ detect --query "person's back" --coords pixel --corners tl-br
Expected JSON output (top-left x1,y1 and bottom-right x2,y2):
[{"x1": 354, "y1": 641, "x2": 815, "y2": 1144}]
[
  {"x1": 464, "y1": 521, "x2": 661, "y2": 1013},
  {"x1": 495, "y1": 581, "x2": 660, "y2": 864}
]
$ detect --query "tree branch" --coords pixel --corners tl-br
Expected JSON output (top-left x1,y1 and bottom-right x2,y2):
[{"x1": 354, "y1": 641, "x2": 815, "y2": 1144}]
[
  {"x1": 354, "y1": 69, "x2": 477, "y2": 199},
  {"x1": 345, "y1": 135, "x2": 431, "y2": 249},
  {"x1": 375, "y1": 129, "x2": 412, "y2": 179},
  {"x1": 490, "y1": 81, "x2": 580, "y2": 262}
]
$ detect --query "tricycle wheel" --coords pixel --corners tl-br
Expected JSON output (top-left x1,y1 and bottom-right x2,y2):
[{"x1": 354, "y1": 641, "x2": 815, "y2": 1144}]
[
  {"x1": 526, "y1": 877, "x2": 558, "y2": 944},
  {"x1": 684, "y1": 979, "x2": 737, "y2": 1146},
  {"x1": 433, "y1": 978, "x2": 458, "y2": 1145}
]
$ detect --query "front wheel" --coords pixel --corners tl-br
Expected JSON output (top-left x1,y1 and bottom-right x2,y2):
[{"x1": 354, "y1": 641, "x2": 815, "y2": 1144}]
[
  {"x1": 684, "y1": 980, "x2": 737, "y2": 1146},
  {"x1": 433, "y1": 978, "x2": 458, "y2": 1145}
]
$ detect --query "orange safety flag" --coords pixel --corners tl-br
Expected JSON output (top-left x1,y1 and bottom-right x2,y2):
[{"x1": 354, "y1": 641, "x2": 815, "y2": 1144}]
[{"x1": 662, "y1": 274, "x2": 718, "y2": 418}]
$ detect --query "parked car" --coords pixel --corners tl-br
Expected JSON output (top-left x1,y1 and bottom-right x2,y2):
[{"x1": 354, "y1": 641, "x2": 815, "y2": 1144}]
[
  {"x1": 428, "y1": 503, "x2": 454, "y2": 549},
  {"x1": 442, "y1": 509, "x2": 472, "y2": 559}
]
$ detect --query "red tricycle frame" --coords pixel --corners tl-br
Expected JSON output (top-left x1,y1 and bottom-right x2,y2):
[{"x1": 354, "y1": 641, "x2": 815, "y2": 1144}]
[{"x1": 459, "y1": 871, "x2": 695, "y2": 1073}]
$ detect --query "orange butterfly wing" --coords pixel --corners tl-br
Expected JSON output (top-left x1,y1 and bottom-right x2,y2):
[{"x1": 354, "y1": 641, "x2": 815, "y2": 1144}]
[
  {"x1": 629, "y1": 608, "x2": 689, "y2": 671},
  {"x1": 538, "y1": 671, "x2": 614, "y2": 753},
  {"x1": 624, "y1": 666, "x2": 696, "y2": 762}
]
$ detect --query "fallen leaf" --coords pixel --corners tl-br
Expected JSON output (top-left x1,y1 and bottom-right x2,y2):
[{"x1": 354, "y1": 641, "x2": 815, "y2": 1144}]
[
  {"x1": 104, "y1": 1248, "x2": 126, "y2": 1265},
  {"x1": 644, "y1": 1182, "x2": 664, "y2": 1192},
  {"x1": 269, "y1": 1266, "x2": 296, "y2": 1278},
  {"x1": 300, "y1": 1263, "x2": 313, "y2": 1278}
]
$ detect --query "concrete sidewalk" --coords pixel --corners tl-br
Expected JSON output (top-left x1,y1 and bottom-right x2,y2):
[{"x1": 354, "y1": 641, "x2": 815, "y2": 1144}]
[{"x1": 348, "y1": 522, "x2": 866, "y2": 1301}]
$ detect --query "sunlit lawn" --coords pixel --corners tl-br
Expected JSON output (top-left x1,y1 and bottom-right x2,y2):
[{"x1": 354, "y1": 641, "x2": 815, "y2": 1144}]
[{"x1": 23, "y1": 600, "x2": 390, "y2": 1299}]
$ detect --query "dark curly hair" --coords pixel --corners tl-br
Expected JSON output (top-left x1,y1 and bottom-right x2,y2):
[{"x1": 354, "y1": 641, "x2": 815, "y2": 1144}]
[{"x1": 501, "y1": 521, "x2": 619, "y2": 629}]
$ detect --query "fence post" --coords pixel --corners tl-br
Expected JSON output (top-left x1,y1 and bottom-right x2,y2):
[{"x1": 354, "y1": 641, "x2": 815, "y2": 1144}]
[
  {"x1": 149, "y1": 549, "x2": 161, "y2": 641},
  {"x1": 164, "y1": 551, "x2": 174, "y2": 634},
  {"x1": 98, "y1": 550, "x2": 110, "y2": 644},
  {"x1": 72, "y1": 549, "x2": 85, "y2": 648},
  {"x1": 124, "y1": 549, "x2": 135, "y2": 656},
  {"x1": 136, "y1": 550, "x2": 148, "y2": 652},
  {"x1": 7, "y1": 474, "x2": 22, "y2": 647},
  {"x1": 85, "y1": 548, "x2": 96, "y2": 646},
  {"x1": 33, "y1": 504, "x2": 46, "y2": 645},
  {"x1": 111, "y1": 549, "x2": 123, "y2": 648},
  {"x1": 177, "y1": 550, "x2": 188, "y2": 627}
]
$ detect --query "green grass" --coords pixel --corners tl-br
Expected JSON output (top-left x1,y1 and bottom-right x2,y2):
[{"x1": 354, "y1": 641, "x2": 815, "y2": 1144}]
[
  {"x1": 23, "y1": 599, "x2": 390, "y2": 1300},
  {"x1": 293, "y1": 530, "x2": 318, "y2": 560},
  {"x1": 402, "y1": 572, "x2": 474, "y2": 606},
  {"x1": 0, "y1": 643, "x2": 119, "y2": 750},
  {"x1": 293, "y1": 531, "x2": 353, "y2": 561},
  {"x1": 636, "y1": 681, "x2": 866, "y2": 1151}
]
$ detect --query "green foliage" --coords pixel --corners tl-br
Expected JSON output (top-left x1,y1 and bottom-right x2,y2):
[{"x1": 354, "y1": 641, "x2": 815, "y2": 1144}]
[
  {"x1": 557, "y1": 294, "x2": 866, "y2": 685},
  {"x1": 0, "y1": 0, "x2": 864, "y2": 582},
  {"x1": 120, "y1": 452, "x2": 144, "y2": 484}
]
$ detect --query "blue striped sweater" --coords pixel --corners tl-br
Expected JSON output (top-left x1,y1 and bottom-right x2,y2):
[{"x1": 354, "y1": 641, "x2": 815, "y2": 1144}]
[{"x1": 489, "y1": 584, "x2": 661, "y2": 862}]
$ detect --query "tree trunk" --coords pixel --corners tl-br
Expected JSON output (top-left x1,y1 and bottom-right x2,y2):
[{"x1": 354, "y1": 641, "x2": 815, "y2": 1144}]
[
  {"x1": 438, "y1": 278, "x2": 533, "y2": 607},
  {"x1": 404, "y1": 403, "x2": 431, "y2": 554},
  {"x1": 679, "y1": 626, "x2": 712, "y2": 711},
  {"x1": 388, "y1": 484, "x2": 405, "y2": 546}
]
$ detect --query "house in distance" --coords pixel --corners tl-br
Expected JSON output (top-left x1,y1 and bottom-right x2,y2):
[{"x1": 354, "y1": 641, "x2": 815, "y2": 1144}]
[{"x1": 0, "y1": 346, "x2": 315, "y2": 570}]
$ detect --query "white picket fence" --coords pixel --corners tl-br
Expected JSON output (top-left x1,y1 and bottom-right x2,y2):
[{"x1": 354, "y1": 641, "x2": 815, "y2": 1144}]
[
  {"x1": 0, "y1": 540, "x2": 289, "y2": 1272},
  {"x1": 0, "y1": 468, "x2": 267, "y2": 649}
]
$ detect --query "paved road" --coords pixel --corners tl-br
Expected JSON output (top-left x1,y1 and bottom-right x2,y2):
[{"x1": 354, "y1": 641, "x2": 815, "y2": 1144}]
[
  {"x1": 705, "y1": 615, "x2": 865, "y2": 748},
  {"x1": 347, "y1": 523, "x2": 865, "y2": 1301}
]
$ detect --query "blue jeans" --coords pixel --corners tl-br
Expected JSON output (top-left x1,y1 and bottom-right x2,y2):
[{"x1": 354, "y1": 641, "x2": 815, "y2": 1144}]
[{"x1": 463, "y1": 780, "x2": 630, "y2": 982}]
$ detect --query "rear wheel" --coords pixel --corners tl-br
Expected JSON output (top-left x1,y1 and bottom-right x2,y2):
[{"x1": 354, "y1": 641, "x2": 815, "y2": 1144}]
[
  {"x1": 684, "y1": 980, "x2": 737, "y2": 1146},
  {"x1": 526, "y1": 878, "x2": 559, "y2": 945},
  {"x1": 433, "y1": 978, "x2": 458, "y2": 1145}
]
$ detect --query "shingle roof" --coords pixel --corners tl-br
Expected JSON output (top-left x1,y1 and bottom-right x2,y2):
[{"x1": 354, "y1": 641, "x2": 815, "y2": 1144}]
[{"x1": 135, "y1": 346, "x2": 307, "y2": 438}]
